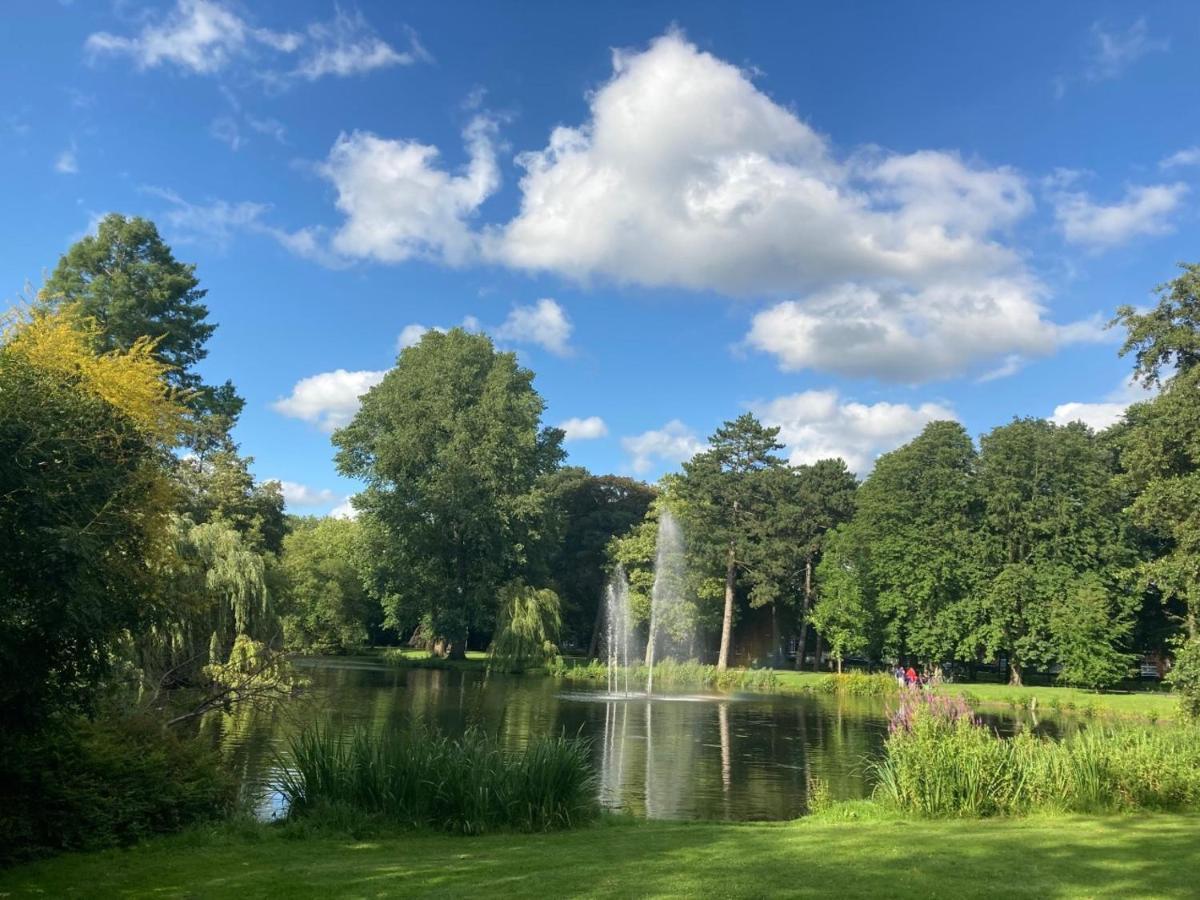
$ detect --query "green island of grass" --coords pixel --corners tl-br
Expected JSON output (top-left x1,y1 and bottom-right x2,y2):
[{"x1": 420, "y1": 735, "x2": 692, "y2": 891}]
[{"x1": 3, "y1": 813, "x2": 1197, "y2": 899}]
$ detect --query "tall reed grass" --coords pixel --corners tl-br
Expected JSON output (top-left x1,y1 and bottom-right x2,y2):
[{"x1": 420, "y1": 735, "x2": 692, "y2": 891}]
[
  {"x1": 274, "y1": 724, "x2": 597, "y2": 834},
  {"x1": 552, "y1": 658, "x2": 778, "y2": 692},
  {"x1": 872, "y1": 688, "x2": 1200, "y2": 817}
]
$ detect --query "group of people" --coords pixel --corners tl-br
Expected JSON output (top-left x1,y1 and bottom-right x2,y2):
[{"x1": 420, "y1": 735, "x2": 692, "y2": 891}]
[{"x1": 893, "y1": 665, "x2": 921, "y2": 688}]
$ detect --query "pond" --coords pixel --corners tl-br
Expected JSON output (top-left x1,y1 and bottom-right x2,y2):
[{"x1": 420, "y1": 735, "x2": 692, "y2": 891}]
[{"x1": 198, "y1": 657, "x2": 1052, "y2": 822}]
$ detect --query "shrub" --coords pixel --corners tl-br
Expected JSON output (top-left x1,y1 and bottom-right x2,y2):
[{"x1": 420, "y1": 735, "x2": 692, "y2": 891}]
[
  {"x1": 811, "y1": 673, "x2": 898, "y2": 697},
  {"x1": 1167, "y1": 636, "x2": 1200, "y2": 721},
  {"x1": 275, "y1": 724, "x2": 597, "y2": 834},
  {"x1": 872, "y1": 688, "x2": 1200, "y2": 817},
  {"x1": 0, "y1": 714, "x2": 235, "y2": 864}
]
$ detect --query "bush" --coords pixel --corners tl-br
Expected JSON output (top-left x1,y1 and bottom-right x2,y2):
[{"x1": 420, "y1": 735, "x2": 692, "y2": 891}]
[
  {"x1": 0, "y1": 714, "x2": 235, "y2": 864},
  {"x1": 275, "y1": 724, "x2": 597, "y2": 834},
  {"x1": 872, "y1": 688, "x2": 1200, "y2": 817},
  {"x1": 1167, "y1": 636, "x2": 1200, "y2": 720}
]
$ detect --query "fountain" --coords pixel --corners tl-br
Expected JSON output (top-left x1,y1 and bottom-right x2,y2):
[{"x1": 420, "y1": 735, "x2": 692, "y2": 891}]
[
  {"x1": 603, "y1": 565, "x2": 635, "y2": 696},
  {"x1": 645, "y1": 509, "x2": 691, "y2": 694}
]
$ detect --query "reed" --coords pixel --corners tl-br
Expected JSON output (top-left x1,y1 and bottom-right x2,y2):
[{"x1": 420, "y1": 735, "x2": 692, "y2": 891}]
[
  {"x1": 872, "y1": 688, "x2": 1200, "y2": 817},
  {"x1": 274, "y1": 724, "x2": 597, "y2": 834}
]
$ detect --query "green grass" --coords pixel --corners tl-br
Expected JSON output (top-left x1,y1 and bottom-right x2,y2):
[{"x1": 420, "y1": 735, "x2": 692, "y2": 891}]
[
  {"x1": 378, "y1": 648, "x2": 492, "y2": 670},
  {"x1": 2, "y1": 814, "x2": 1198, "y2": 898}
]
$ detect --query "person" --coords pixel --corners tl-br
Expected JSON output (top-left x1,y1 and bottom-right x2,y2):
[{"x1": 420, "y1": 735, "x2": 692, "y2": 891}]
[
  {"x1": 905, "y1": 665, "x2": 918, "y2": 687},
  {"x1": 893, "y1": 665, "x2": 905, "y2": 688}
]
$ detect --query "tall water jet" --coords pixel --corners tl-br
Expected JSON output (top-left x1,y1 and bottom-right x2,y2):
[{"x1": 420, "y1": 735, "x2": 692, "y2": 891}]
[
  {"x1": 646, "y1": 509, "x2": 691, "y2": 694},
  {"x1": 603, "y1": 565, "x2": 635, "y2": 695}
]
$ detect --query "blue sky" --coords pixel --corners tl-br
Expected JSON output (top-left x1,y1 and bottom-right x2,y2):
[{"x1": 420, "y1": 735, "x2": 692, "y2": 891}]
[{"x1": 4, "y1": 1, "x2": 1198, "y2": 516}]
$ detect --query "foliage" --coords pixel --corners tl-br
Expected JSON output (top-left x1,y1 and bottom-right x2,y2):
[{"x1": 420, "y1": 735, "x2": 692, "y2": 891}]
[
  {"x1": 873, "y1": 691, "x2": 1200, "y2": 816},
  {"x1": 810, "y1": 529, "x2": 873, "y2": 670},
  {"x1": 809, "y1": 673, "x2": 898, "y2": 697},
  {"x1": 0, "y1": 714, "x2": 235, "y2": 865},
  {"x1": 540, "y1": 468, "x2": 655, "y2": 648},
  {"x1": 275, "y1": 724, "x2": 597, "y2": 834},
  {"x1": 277, "y1": 517, "x2": 376, "y2": 654},
  {"x1": 489, "y1": 580, "x2": 563, "y2": 670},
  {"x1": 334, "y1": 328, "x2": 563, "y2": 657},
  {"x1": 40, "y1": 212, "x2": 243, "y2": 445},
  {"x1": 0, "y1": 308, "x2": 183, "y2": 728},
  {"x1": 1113, "y1": 261, "x2": 1200, "y2": 387},
  {"x1": 1166, "y1": 637, "x2": 1200, "y2": 719},
  {"x1": 971, "y1": 418, "x2": 1132, "y2": 684},
  {"x1": 674, "y1": 413, "x2": 786, "y2": 668}
]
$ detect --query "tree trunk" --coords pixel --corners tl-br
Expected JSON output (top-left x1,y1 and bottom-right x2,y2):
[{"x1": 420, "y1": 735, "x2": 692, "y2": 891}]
[
  {"x1": 587, "y1": 598, "x2": 604, "y2": 660},
  {"x1": 1009, "y1": 659, "x2": 1023, "y2": 686},
  {"x1": 717, "y1": 541, "x2": 736, "y2": 671},
  {"x1": 836, "y1": 655, "x2": 843, "y2": 675},
  {"x1": 813, "y1": 632, "x2": 823, "y2": 672},
  {"x1": 795, "y1": 555, "x2": 813, "y2": 671}
]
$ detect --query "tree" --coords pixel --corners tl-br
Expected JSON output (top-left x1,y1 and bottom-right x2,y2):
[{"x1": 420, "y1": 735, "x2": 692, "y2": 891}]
[
  {"x1": 675, "y1": 414, "x2": 786, "y2": 670},
  {"x1": 334, "y1": 329, "x2": 563, "y2": 658},
  {"x1": 539, "y1": 468, "x2": 655, "y2": 653},
  {"x1": 752, "y1": 460, "x2": 858, "y2": 669},
  {"x1": 811, "y1": 529, "x2": 873, "y2": 672},
  {"x1": 837, "y1": 421, "x2": 979, "y2": 666},
  {"x1": 1113, "y1": 261, "x2": 1200, "y2": 388},
  {"x1": 277, "y1": 517, "x2": 377, "y2": 654},
  {"x1": 972, "y1": 418, "x2": 1131, "y2": 684},
  {"x1": 0, "y1": 308, "x2": 184, "y2": 729},
  {"x1": 1052, "y1": 576, "x2": 1134, "y2": 690},
  {"x1": 489, "y1": 580, "x2": 563, "y2": 671},
  {"x1": 40, "y1": 213, "x2": 243, "y2": 448}
]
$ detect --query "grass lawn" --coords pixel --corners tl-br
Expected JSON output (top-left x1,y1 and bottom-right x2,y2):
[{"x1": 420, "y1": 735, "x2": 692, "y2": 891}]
[{"x1": 1, "y1": 814, "x2": 1197, "y2": 899}]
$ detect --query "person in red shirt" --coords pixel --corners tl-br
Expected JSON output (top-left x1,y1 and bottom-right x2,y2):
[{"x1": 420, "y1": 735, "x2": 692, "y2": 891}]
[{"x1": 905, "y1": 666, "x2": 918, "y2": 686}]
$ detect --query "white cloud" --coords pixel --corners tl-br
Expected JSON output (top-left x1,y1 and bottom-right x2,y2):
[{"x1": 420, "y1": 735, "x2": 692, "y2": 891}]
[
  {"x1": 276, "y1": 480, "x2": 337, "y2": 507},
  {"x1": 1050, "y1": 376, "x2": 1157, "y2": 431},
  {"x1": 622, "y1": 420, "x2": 706, "y2": 475},
  {"x1": 145, "y1": 187, "x2": 269, "y2": 249},
  {"x1": 1085, "y1": 19, "x2": 1168, "y2": 82},
  {"x1": 1160, "y1": 147, "x2": 1200, "y2": 170},
  {"x1": 272, "y1": 368, "x2": 386, "y2": 431},
  {"x1": 247, "y1": 116, "x2": 287, "y2": 143},
  {"x1": 395, "y1": 316, "x2": 481, "y2": 351},
  {"x1": 1052, "y1": 182, "x2": 1188, "y2": 249},
  {"x1": 745, "y1": 280, "x2": 1103, "y2": 383},
  {"x1": 209, "y1": 116, "x2": 243, "y2": 151},
  {"x1": 559, "y1": 416, "x2": 608, "y2": 441},
  {"x1": 54, "y1": 147, "x2": 78, "y2": 174},
  {"x1": 752, "y1": 389, "x2": 956, "y2": 474},
  {"x1": 322, "y1": 115, "x2": 498, "y2": 265},
  {"x1": 495, "y1": 299, "x2": 572, "y2": 356},
  {"x1": 329, "y1": 498, "x2": 359, "y2": 520},
  {"x1": 294, "y1": 9, "x2": 428, "y2": 80},
  {"x1": 488, "y1": 33, "x2": 1031, "y2": 298},
  {"x1": 84, "y1": 0, "x2": 300, "y2": 74}
]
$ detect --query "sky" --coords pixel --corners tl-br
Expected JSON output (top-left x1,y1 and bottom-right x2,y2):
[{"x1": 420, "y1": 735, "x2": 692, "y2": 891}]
[{"x1": 3, "y1": 1, "x2": 1199, "y2": 517}]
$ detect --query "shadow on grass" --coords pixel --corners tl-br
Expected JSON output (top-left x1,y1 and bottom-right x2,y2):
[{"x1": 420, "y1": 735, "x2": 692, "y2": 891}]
[{"x1": 2, "y1": 815, "x2": 1197, "y2": 899}]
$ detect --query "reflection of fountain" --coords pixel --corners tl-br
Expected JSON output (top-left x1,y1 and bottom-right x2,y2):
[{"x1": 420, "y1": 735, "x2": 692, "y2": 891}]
[
  {"x1": 603, "y1": 566, "x2": 635, "y2": 696},
  {"x1": 646, "y1": 510, "x2": 691, "y2": 694}
]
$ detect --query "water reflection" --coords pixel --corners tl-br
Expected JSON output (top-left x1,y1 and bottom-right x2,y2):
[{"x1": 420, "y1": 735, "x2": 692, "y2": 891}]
[{"x1": 197, "y1": 659, "x2": 1066, "y2": 822}]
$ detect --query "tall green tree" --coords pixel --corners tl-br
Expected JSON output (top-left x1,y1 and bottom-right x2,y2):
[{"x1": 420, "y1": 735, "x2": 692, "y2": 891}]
[
  {"x1": 752, "y1": 459, "x2": 858, "y2": 669},
  {"x1": 675, "y1": 414, "x2": 785, "y2": 670},
  {"x1": 277, "y1": 517, "x2": 376, "y2": 654},
  {"x1": 41, "y1": 213, "x2": 243, "y2": 448},
  {"x1": 334, "y1": 329, "x2": 563, "y2": 658},
  {"x1": 831, "y1": 421, "x2": 979, "y2": 666},
  {"x1": 811, "y1": 528, "x2": 873, "y2": 672},
  {"x1": 972, "y1": 418, "x2": 1131, "y2": 685},
  {"x1": 539, "y1": 468, "x2": 655, "y2": 653}
]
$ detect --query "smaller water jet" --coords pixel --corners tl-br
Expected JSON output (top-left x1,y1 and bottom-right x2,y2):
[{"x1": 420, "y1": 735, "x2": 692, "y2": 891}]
[{"x1": 603, "y1": 564, "x2": 636, "y2": 696}]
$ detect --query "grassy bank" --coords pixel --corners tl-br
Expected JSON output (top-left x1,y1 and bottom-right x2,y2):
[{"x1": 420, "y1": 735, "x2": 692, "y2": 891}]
[
  {"x1": 361, "y1": 650, "x2": 1179, "y2": 721},
  {"x1": 3, "y1": 813, "x2": 1198, "y2": 898}
]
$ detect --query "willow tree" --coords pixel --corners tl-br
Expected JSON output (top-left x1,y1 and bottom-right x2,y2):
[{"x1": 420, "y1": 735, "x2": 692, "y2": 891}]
[{"x1": 334, "y1": 329, "x2": 563, "y2": 658}]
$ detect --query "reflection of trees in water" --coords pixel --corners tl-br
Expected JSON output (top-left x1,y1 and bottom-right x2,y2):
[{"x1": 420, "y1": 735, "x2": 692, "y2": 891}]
[{"x1": 201, "y1": 662, "x2": 934, "y2": 822}]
